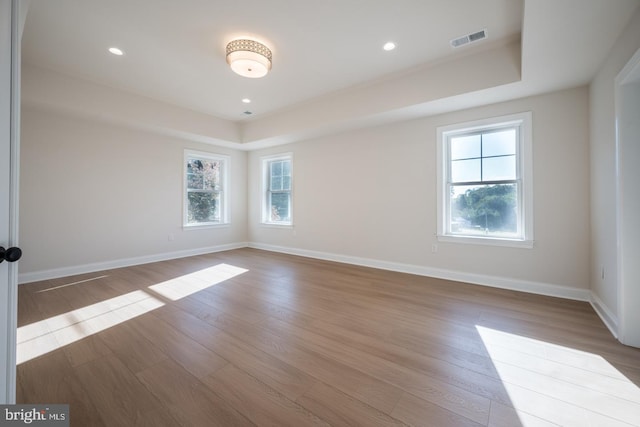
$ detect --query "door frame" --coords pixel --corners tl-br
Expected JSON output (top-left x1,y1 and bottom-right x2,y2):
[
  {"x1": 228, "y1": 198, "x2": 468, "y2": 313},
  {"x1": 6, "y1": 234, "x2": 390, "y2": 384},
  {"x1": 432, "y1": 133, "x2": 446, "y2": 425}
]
[
  {"x1": 615, "y1": 47, "x2": 640, "y2": 348},
  {"x1": 1, "y1": 0, "x2": 22, "y2": 404}
]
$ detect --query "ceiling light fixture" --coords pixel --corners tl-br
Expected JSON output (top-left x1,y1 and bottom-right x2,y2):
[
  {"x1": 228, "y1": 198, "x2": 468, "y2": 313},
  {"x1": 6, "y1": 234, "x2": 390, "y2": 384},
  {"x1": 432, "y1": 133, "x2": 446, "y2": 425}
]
[
  {"x1": 242, "y1": 98, "x2": 251, "y2": 104},
  {"x1": 226, "y1": 39, "x2": 272, "y2": 78},
  {"x1": 383, "y1": 42, "x2": 396, "y2": 51},
  {"x1": 108, "y1": 47, "x2": 124, "y2": 56}
]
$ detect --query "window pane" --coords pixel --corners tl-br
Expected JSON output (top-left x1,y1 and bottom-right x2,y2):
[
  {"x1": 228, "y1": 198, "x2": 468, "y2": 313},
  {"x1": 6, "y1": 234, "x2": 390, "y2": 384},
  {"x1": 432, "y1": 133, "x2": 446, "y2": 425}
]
[
  {"x1": 187, "y1": 192, "x2": 219, "y2": 223},
  {"x1": 188, "y1": 158, "x2": 220, "y2": 191},
  {"x1": 483, "y1": 129, "x2": 516, "y2": 157},
  {"x1": 187, "y1": 173, "x2": 203, "y2": 190},
  {"x1": 449, "y1": 184, "x2": 518, "y2": 237},
  {"x1": 271, "y1": 161, "x2": 282, "y2": 178},
  {"x1": 283, "y1": 176, "x2": 291, "y2": 190},
  {"x1": 270, "y1": 193, "x2": 290, "y2": 222},
  {"x1": 187, "y1": 160, "x2": 196, "y2": 174},
  {"x1": 187, "y1": 160, "x2": 203, "y2": 190},
  {"x1": 202, "y1": 160, "x2": 220, "y2": 190},
  {"x1": 451, "y1": 159, "x2": 481, "y2": 183},
  {"x1": 450, "y1": 134, "x2": 481, "y2": 160},
  {"x1": 282, "y1": 160, "x2": 291, "y2": 176},
  {"x1": 271, "y1": 176, "x2": 282, "y2": 191},
  {"x1": 483, "y1": 155, "x2": 516, "y2": 181}
]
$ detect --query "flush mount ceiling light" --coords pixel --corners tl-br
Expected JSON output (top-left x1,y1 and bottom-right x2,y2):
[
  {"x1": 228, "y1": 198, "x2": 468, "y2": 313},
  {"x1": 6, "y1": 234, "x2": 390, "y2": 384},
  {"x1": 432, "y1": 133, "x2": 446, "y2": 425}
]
[
  {"x1": 226, "y1": 39, "x2": 272, "y2": 78},
  {"x1": 108, "y1": 47, "x2": 124, "y2": 56},
  {"x1": 383, "y1": 42, "x2": 396, "y2": 51}
]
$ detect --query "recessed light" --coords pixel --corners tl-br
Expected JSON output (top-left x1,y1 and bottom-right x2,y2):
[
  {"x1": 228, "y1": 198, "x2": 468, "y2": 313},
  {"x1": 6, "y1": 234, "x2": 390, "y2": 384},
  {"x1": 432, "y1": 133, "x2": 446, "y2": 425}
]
[
  {"x1": 108, "y1": 47, "x2": 124, "y2": 56},
  {"x1": 383, "y1": 42, "x2": 396, "y2": 51},
  {"x1": 242, "y1": 98, "x2": 251, "y2": 104}
]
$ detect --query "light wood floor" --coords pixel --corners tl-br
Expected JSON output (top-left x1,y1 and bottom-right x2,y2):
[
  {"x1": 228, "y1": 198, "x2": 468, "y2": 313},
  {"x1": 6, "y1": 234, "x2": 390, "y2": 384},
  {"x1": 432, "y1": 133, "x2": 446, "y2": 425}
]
[{"x1": 16, "y1": 248, "x2": 640, "y2": 426}]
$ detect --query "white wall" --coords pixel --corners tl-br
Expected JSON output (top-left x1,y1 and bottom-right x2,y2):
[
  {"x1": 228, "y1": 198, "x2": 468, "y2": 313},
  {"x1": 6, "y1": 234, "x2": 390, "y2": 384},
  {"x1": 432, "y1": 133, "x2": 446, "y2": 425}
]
[
  {"x1": 19, "y1": 107, "x2": 247, "y2": 280},
  {"x1": 249, "y1": 87, "x2": 591, "y2": 296},
  {"x1": 589, "y1": 7, "x2": 640, "y2": 329}
]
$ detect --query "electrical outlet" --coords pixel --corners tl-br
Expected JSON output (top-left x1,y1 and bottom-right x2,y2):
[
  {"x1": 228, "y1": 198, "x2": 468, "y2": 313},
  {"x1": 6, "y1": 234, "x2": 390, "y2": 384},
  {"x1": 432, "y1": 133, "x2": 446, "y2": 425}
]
[
  {"x1": 168, "y1": 234, "x2": 175, "y2": 242},
  {"x1": 432, "y1": 244, "x2": 438, "y2": 253}
]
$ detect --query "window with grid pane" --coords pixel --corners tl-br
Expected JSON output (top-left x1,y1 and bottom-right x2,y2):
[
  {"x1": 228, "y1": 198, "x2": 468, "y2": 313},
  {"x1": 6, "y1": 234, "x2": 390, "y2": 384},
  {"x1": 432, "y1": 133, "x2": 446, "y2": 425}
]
[
  {"x1": 437, "y1": 113, "x2": 533, "y2": 246},
  {"x1": 184, "y1": 150, "x2": 229, "y2": 227},
  {"x1": 262, "y1": 154, "x2": 292, "y2": 225}
]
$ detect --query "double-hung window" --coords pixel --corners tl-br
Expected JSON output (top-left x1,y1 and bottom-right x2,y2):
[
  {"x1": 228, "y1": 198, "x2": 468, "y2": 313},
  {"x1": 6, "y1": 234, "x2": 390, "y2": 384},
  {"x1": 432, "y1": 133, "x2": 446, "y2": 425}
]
[
  {"x1": 262, "y1": 154, "x2": 293, "y2": 225},
  {"x1": 184, "y1": 150, "x2": 229, "y2": 227},
  {"x1": 437, "y1": 112, "x2": 533, "y2": 247}
]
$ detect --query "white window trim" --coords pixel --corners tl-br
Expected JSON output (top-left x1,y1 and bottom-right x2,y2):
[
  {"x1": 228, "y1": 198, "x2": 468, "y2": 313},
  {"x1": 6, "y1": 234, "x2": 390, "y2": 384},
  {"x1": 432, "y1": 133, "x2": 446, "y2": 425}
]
[
  {"x1": 183, "y1": 149, "x2": 230, "y2": 228},
  {"x1": 261, "y1": 153, "x2": 293, "y2": 227},
  {"x1": 436, "y1": 112, "x2": 534, "y2": 248}
]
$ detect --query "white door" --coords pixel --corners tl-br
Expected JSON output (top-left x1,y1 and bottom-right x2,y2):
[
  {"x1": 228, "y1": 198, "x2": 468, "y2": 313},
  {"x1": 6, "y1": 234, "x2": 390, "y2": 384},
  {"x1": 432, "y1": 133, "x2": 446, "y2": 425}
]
[{"x1": 1, "y1": 0, "x2": 22, "y2": 404}]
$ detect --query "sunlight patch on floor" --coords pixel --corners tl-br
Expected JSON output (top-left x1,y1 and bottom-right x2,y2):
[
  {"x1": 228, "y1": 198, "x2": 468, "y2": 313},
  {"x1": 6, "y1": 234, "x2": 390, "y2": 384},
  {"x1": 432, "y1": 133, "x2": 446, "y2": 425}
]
[
  {"x1": 476, "y1": 325, "x2": 640, "y2": 426},
  {"x1": 17, "y1": 290, "x2": 164, "y2": 364},
  {"x1": 148, "y1": 263, "x2": 248, "y2": 300},
  {"x1": 34, "y1": 275, "x2": 110, "y2": 293},
  {"x1": 17, "y1": 263, "x2": 248, "y2": 364}
]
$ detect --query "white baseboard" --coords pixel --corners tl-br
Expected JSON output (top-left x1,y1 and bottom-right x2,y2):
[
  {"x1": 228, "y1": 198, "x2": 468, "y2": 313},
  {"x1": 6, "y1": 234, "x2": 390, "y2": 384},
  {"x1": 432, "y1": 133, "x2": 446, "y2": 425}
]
[
  {"x1": 248, "y1": 242, "x2": 592, "y2": 302},
  {"x1": 22, "y1": 241, "x2": 615, "y2": 336},
  {"x1": 18, "y1": 242, "x2": 249, "y2": 284},
  {"x1": 589, "y1": 293, "x2": 619, "y2": 338}
]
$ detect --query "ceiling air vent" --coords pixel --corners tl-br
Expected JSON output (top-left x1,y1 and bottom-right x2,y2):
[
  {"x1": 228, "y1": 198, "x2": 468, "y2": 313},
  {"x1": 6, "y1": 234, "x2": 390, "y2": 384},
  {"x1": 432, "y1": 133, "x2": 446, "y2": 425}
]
[{"x1": 450, "y1": 29, "x2": 487, "y2": 48}]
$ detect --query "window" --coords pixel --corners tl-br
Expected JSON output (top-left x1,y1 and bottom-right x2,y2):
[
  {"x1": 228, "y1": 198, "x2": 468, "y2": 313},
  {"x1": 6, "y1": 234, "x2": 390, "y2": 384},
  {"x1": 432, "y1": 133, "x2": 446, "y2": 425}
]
[
  {"x1": 437, "y1": 112, "x2": 533, "y2": 247},
  {"x1": 184, "y1": 150, "x2": 229, "y2": 227},
  {"x1": 262, "y1": 154, "x2": 293, "y2": 225}
]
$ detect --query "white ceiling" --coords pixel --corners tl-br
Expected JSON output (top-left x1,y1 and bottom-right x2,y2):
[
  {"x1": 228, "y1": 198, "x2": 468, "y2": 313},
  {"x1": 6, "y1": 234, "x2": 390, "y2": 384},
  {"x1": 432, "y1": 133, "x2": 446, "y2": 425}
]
[{"x1": 21, "y1": 0, "x2": 639, "y2": 145}]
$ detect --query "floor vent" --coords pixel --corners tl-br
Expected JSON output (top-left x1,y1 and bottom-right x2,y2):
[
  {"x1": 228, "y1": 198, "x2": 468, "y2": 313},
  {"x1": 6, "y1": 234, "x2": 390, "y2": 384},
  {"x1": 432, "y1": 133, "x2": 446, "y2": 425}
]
[{"x1": 450, "y1": 29, "x2": 487, "y2": 48}]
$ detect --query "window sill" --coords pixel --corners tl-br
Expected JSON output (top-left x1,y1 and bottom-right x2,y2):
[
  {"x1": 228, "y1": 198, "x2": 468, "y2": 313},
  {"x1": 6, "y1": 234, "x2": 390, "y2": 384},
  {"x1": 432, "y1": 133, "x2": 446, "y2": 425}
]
[
  {"x1": 183, "y1": 223, "x2": 230, "y2": 231},
  {"x1": 260, "y1": 222, "x2": 293, "y2": 229},
  {"x1": 437, "y1": 234, "x2": 534, "y2": 249}
]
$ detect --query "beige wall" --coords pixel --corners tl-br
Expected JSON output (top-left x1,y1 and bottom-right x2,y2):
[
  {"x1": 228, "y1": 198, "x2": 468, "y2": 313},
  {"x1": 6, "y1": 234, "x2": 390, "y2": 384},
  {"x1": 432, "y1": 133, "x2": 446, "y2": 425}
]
[
  {"x1": 22, "y1": 64, "x2": 241, "y2": 147},
  {"x1": 20, "y1": 75, "x2": 592, "y2": 301},
  {"x1": 19, "y1": 70, "x2": 593, "y2": 300},
  {"x1": 242, "y1": 38, "x2": 521, "y2": 146},
  {"x1": 19, "y1": 107, "x2": 247, "y2": 278},
  {"x1": 249, "y1": 87, "x2": 591, "y2": 294},
  {"x1": 589, "y1": 8, "x2": 640, "y2": 328}
]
